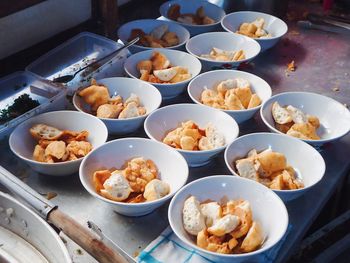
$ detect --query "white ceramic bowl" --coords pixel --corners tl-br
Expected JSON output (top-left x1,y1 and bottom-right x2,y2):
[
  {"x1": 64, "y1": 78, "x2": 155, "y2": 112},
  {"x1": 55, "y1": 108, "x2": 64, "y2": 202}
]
[
  {"x1": 118, "y1": 19, "x2": 190, "y2": 53},
  {"x1": 73, "y1": 77, "x2": 162, "y2": 135},
  {"x1": 159, "y1": 0, "x2": 226, "y2": 36},
  {"x1": 188, "y1": 69, "x2": 272, "y2": 123},
  {"x1": 260, "y1": 92, "x2": 350, "y2": 146},
  {"x1": 222, "y1": 11, "x2": 288, "y2": 51},
  {"x1": 79, "y1": 137, "x2": 189, "y2": 216},
  {"x1": 224, "y1": 133, "x2": 326, "y2": 201},
  {"x1": 124, "y1": 49, "x2": 201, "y2": 100},
  {"x1": 144, "y1": 103, "x2": 239, "y2": 167},
  {"x1": 186, "y1": 32, "x2": 261, "y2": 71},
  {"x1": 9, "y1": 111, "x2": 108, "y2": 176},
  {"x1": 168, "y1": 175, "x2": 288, "y2": 263}
]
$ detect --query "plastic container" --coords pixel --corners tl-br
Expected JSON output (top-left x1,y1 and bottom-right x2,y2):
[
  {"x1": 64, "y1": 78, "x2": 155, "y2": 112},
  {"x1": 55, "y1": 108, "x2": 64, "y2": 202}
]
[
  {"x1": 0, "y1": 71, "x2": 67, "y2": 139},
  {"x1": 26, "y1": 32, "x2": 128, "y2": 94}
]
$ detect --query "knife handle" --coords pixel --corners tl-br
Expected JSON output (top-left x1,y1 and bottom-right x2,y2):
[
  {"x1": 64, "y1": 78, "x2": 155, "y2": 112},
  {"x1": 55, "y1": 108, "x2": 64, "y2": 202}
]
[{"x1": 48, "y1": 208, "x2": 129, "y2": 263}]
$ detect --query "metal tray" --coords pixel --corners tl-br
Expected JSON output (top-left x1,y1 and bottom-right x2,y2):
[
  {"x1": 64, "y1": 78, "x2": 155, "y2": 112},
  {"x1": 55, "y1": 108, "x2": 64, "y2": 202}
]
[
  {"x1": 0, "y1": 71, "x2": 66, "y2": 139},
  {"x1": 26, "y1": 32, "x2": 128, "y2": 94}
]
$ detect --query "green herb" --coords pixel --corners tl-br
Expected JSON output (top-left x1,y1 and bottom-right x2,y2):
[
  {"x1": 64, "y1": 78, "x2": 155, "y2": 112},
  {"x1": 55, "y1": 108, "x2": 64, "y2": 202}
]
[{"x1": 0, "y1": 94, "x2": 40, "y2": 124}]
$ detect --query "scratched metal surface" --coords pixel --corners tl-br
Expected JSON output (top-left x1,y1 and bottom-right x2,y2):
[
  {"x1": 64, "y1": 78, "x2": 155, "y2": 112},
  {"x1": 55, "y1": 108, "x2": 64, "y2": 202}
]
[{"x1": 1, "y1": 4, "x2": 350, "y2": 263}]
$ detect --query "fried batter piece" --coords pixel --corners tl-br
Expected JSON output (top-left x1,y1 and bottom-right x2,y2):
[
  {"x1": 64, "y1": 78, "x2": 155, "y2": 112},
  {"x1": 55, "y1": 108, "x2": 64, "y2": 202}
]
[
  {"x1": 234, "y1": 148, "x2": 304, "y2": 190},
  {"x1": 30, "y1": 124, "x2": 92, "y2": 163},
  {"x1": 201, "y1": 78, "x2": 261, "y2": 110},
  {"x1": 183, "y1": 196, "x2": 264, "y2": 255},
  {"x1": 93, "y1": 157, "x2": 170, "y2": 203},
  {"x1": 167, "y1": 4, "x2": 215, "y2": 25},
  {"x1": 237, "y1": 18, "x2": 272, "y2": 38},
  {"x1": 136, "y1": 51, "x2": 190, "y2": 84},
  {"x1": 163, "y1": 121, "x2": 225, "y2": 151},
  {"x1": 78, "y1": 80, "x2": 110, "y2": 111},
  {"x1": 271, "y1": 102, "x2": 321, "y2": 140},
  {"x1": 128, "y1": 25, "x2": 179, "y2": 48},
  {"x1": 78, "y1": 80, "x2": 147, "y2": 119}
]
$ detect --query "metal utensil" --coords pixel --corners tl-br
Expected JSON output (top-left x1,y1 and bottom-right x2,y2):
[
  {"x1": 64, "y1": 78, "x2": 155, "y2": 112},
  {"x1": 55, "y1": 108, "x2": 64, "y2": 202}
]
[
  {"x1": 52, "y1": 37, "x2": 139, "y2": 83},
  {"x1": 297, "y1": 20, "x2": 350, "y2": 34},
  {"x1": 307, "y1": 14, "x2": 350, "y2": 31},
  {"x1": 87, "y1": 221, "x2": 136, "y2": 263},
  {"x1": 0, "y1": 166, "x2": 129, "y2": 263}
]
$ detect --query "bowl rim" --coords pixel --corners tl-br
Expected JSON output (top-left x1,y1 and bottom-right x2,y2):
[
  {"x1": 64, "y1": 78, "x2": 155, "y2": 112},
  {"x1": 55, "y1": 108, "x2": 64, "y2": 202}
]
[
  {"x1": 9, "y1": 110, "x2": 108, "y2": 166},
  {"x1": 79, "y1": 137, "x2": 189, "y2": 207},
  {"x1": 124, "y1": 49, "x2": 202, "y2": 87},
  {"x1": 168, "y1": 174, "x2": 289, "y2": 258},
  {"x1": 144, "y1": 103, "x2": 240, "y2": 154},
  {"x1": 221, "y1": 10, "x2": 288, "y2": 41},
  {"x1": 187, "y1": 69, "x2": 272, "y2": 113},
  {"x1": 72, "y1": 77, "x2": 162, "y2": 122},
  {"x1": 223, "y1": 132, "x2": 326, "y2": 193},
  {"x1": 185, "y1": 31, "x2": 261, "y2": 64},
  {"x1": 117, "y1": 18, "x2": 191, "y2": 50},
  {"x1": 260, "y1": 91, "x2": 350, "y2": 143},
  {"x1": 159, "y1": 0, "x2": 226, "y2": 28}
]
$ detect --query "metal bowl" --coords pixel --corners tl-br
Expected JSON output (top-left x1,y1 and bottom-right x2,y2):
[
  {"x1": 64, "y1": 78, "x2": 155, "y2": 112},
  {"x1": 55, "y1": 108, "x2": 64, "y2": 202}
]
[{"x1": 0, "y1": 192, "x2": 71, "y2": 263}]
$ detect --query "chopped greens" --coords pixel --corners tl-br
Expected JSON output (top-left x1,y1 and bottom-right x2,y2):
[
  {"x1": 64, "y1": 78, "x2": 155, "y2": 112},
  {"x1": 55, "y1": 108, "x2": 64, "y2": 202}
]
[{"x1": 0, "y1": 94, "x2": 40, "y2": 124}]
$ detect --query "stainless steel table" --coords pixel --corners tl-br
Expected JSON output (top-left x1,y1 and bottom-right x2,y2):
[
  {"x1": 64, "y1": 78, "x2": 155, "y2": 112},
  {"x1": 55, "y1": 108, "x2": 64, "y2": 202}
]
[{"x1": 1, "y1": 3, "x2": 350, "y2": 262}]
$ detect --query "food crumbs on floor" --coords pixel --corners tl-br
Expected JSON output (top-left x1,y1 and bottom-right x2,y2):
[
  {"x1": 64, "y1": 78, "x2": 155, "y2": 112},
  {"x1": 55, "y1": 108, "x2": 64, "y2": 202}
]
[
  {"x1": 290, "y1": 30, "x2": 300, "y2": 36},
  {"x1": 332, "y1": 87, "x2": 340, "y2": 92},
  {"x1": 133, "y1": 251, "x2": 140, "y2": 257},
  {"x1": 286, "y1": 61, "x2": 296, "y2": 74},
  {"x1": 46, "y1": 192, "x2": 58, "y2": 200}
]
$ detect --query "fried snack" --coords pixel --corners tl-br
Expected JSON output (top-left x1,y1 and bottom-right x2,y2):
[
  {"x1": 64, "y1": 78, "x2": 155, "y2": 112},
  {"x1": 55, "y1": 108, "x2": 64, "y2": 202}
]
[
  {"x1": 128, "y1": 24, "x2": 180, "y2": 48},
  {"x1": 93, "y1": 157, "x2": 170, "y2": 203},
  {"x1": 183, "y1": 196, "x2": 264, "y2": 254},
  {"x1": 167, "y1": 5, "x2": 215, "y2": 25},
  {"x1": 30, "y1": 124, "x2": 92, "y2": 163},
  {"x1": 136, "y1": 51, "x2": 191, "y2": 84},
  {"x1": 201, "y1": 47, "x2": 246, "y2": 62},
  {"x1": 78, "y1": 80, "x2": 146, "y2": 119},
  {"x1": 200, "y1": 78, "x2": 261, "y2": 111},
  {"x1": 236, "y1": 18, "x2": 272, "y2": 38},
  {"x1": 271, "y1": 102, "x2": 321, "y2": 140},
  {"x1": 78, "y1": 79, "x2": 109, "y2": 111},
  {"x1": 163, "y1": 121, "x2": 225, "y2": 151},
  {"x1": 234, "y1": 148, "x2": 304, "y2": 190}
]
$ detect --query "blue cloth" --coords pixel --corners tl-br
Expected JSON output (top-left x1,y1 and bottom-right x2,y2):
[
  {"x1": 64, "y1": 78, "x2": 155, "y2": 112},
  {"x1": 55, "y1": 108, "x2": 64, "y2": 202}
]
[{"x1": 138, "y1": 225, "x2": 292, "y2": 263}]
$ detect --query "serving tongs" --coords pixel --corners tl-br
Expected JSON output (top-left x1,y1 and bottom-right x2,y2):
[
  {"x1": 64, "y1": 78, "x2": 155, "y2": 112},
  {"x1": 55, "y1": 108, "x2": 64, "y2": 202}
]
[
  {"x1": 298, "y1": 13, "x2": 350, "y2": 34},
  {"x1": 0, "y1": 166, "x2": 130, "y2": 263},
  {"x1": 52, "y1": 37, "x2": 139, "y2": 84}
]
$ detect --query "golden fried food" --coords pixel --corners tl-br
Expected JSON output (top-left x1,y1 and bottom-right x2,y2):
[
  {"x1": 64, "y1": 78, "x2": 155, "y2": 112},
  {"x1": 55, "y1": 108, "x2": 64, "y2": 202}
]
[
  {"x1": 167, "y1": 5, "x2": 215, "y2": 25},
  {"x1": 78, "y1": 80, "x2": 146, "y2": 119},
  {"x1": 183, "y1": 196, "x2": 264, "y2": 254},
  {"x1": 128, "y1": 24, "x2": 180, "y2": 48},
  {"x1": 136, "y1": 52, "x2": 191, "y2": 84},
  {"x1": 235, "y1": 148, "x2": 304, "y2": 190},
  {"x1": 271, "y1": 102, "x2": 321, "y2": 140},
  {"x1": 237, "y1": 18, "x2": 272, "y2": 38},
  {"x1": 201, "y1": 78, "x2": 261, "y2": 110},
  {"x1": 163, "y1": 121, "x2": 225, "y2": 151},
  {"x1": 78, "y1": 79, "x2": 109, "y2": 111},
  {"x1": 93, "y1": 157, "x2": 170, "y2": 203},
  {"x1": 201, "y1": 47, "x2": 246, "y2": 62},
  {"x1": 31, "y1": 124, "x2": 92, "y2": 163}
]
